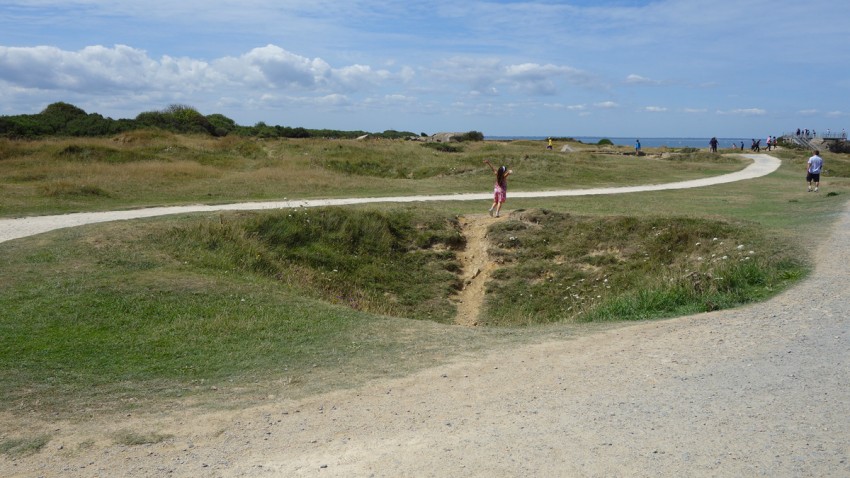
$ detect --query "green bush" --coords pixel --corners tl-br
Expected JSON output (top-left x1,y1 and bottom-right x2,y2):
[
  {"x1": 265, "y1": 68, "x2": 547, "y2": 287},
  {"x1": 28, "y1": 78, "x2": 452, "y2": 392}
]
[
  {"x1": 421, "y1": 142, "x2": 462, "y2": 153},
  {"x1": 458, "y1": 131, "x2": 484, "y2": 142}
]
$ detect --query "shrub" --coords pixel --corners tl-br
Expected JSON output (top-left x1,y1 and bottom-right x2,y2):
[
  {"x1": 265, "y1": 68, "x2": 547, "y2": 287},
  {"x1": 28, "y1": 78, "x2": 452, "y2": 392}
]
[
  {"x1": 458, "y1": 131, "x2": 484, "y2": 142},
  {"x1": 827, "y1": 141, "x2": 850, "y2": 154},
  {"x1": 422, "y1": 142, "x2": 462, "y2": 153}
]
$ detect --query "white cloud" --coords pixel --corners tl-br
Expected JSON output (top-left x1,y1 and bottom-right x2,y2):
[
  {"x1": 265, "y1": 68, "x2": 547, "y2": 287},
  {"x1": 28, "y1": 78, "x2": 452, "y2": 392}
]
[
  {"x1": 644, "y1": 106, "x2": 667, "y2": 112},
  {"x1": 625, "y1": 74, "x2": 661, "y2": 85},
  {"x1": 0, "y1": 43, "x2": 408, "y2": 99},
  {"x1": 595, "y1": 101, "x2": 619, "y2": 109},
  {"x1": 0, "y1": 45, "x2": 167, "y2": 92},
  {"x1": 718, "y1": 108, "x2": 766, "y2": 116}
]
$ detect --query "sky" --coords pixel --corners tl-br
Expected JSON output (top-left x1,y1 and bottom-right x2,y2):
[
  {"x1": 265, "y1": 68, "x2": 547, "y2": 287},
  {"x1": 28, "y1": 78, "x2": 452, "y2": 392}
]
[{"x1": 1, "y1": 0, "x2": 849, "y2": 138}]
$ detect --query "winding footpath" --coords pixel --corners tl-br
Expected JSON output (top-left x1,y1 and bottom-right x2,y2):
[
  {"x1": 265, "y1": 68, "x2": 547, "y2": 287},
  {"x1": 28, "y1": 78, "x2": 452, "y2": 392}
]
[
  {"x1": 4, "y1": 153, "x2": 850, "y2": 477},
  {"x1": 1, "y1": 154, "x2": 778, "y2": 244}
]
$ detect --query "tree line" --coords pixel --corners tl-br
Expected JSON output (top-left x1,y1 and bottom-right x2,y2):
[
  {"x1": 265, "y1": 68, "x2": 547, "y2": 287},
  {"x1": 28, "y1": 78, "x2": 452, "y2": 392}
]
[{"x1": 0, "y1": 102, "x2": 442, "y2": 140}]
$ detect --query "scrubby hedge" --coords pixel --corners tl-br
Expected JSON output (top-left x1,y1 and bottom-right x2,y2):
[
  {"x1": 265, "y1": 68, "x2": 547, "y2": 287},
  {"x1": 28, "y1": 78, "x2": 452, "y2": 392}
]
[{"x1": 0, "y1": 102, "x2": 419, "y2": 140}]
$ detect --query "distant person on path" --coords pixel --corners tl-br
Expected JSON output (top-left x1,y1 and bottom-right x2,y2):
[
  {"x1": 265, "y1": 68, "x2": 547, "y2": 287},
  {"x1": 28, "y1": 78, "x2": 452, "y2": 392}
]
[
  {"x1": 709, "y1": 137, "x2": 718, "y2": 152},
  {"x1": 766, "y1": 136, "x2": 772, "y2": 151},
  {"x1": 741, "y1": 141, "x2": 745, "y2": 151},
  {"x1": 547, "y1": 138, "x2": 553, "y2": 150},
  {"x1": 635, "y1": 139, "x2": 641, "y2": 155},
  {"x1": 484, "y1": 159, "x2": 512, "y2": 217},
  {"x1": 807, "y1": 150, "x2": 823, "y2": 192}
]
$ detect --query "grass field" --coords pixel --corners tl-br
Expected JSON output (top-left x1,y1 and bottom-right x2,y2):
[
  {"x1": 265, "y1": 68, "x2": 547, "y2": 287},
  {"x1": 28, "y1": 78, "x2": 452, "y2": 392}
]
[{"x1": 1, "y1": 133, "x2": 848, "y2": 423}]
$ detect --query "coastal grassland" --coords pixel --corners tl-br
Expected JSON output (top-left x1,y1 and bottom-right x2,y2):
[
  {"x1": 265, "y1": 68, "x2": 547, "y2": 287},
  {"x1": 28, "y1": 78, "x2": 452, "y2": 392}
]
[
  {"x1": 0, "y1": 133, "x2": 746, "y2": 217},
  {"x1": 0, "y1": 208, "x2": 529, "y2": 416},
  {"x1": 1, "y1": 138, "x2": 849, "y2": 420}
]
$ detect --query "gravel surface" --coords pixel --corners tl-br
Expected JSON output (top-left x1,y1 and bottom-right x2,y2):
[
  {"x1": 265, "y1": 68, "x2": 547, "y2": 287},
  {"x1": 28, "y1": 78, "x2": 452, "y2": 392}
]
[{"x1": 5, "y1": 154, "x2": 849, "y2": 477}]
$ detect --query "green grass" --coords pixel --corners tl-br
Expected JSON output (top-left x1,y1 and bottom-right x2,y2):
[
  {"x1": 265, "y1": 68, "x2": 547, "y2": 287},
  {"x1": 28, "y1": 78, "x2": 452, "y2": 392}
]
[
  {"x1": 1, "y1": 136, "x2": 849, "y2": 420},
  {"x1": 162, "y1": 207, "x2": 464, "y2": 322},
  {"x1": 0, "y1": 134, "x2": 747, "y2": 217},
  {"x1": 480, "y1": 210, "x2": 805, "y2": 325},
  {"x1": 0, "y1": 435, "x2": 50, "y2": 457},
  {"x1": 112, "y1": 429, "x2": 172, "y2": 446}
]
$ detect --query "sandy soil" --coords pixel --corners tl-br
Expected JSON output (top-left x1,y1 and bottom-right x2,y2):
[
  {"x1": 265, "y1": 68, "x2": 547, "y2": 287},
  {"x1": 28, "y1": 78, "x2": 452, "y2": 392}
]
[
  {"x1": 451, "y1": 214, "x2": 502, "y2": 326},
  {"x1": 4, "y1": 154, "x2": 849, "y2": 477}
]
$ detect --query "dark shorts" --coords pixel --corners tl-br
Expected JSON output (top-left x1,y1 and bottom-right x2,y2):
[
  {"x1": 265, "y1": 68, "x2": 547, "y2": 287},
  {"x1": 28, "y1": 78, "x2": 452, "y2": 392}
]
[{"x1": 807, "y1": 172, "x2": 820, "y2": 182}]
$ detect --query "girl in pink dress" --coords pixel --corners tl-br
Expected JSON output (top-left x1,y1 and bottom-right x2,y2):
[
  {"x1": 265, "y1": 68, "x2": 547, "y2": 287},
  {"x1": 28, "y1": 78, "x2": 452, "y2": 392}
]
[{"x1": 484, "y1": 159, "x2": 512, "y2": 217}]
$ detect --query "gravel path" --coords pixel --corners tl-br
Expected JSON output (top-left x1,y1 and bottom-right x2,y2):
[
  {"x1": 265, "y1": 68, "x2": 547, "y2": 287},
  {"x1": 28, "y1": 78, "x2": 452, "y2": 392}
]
[
  {"x1": 6, "y1": 153, "x2": 849, "y2": 477},
  {"x1": 0, "y1": 154, "x2": 778, "y2": 244}
]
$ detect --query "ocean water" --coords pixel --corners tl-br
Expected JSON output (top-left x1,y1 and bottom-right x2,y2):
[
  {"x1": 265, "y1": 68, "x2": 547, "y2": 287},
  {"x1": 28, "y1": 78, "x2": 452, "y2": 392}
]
[{"x1": 488, "y1": 136, "x2": 756, "y2": 149}]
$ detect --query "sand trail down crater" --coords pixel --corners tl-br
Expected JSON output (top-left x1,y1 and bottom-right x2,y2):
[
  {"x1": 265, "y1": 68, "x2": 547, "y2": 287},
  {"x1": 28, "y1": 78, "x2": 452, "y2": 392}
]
[{"x1": 451, "y1": 214, "x2": 503, "y2": 326}]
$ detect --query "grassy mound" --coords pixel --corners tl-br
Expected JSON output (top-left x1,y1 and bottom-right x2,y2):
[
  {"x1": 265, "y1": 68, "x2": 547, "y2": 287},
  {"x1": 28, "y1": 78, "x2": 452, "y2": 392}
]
[
  {"x1": 163, "y1": 207, "x2": 465, "y2": 322},
  {"x1": 482, "y1": 209, "x2": 805, "y2": 325}
]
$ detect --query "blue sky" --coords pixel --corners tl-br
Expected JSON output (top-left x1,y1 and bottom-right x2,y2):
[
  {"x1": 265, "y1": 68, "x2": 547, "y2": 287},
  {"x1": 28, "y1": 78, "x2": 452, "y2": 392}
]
[{"x1": 1, "y1": 0, "x2": 848, "y2": 137}]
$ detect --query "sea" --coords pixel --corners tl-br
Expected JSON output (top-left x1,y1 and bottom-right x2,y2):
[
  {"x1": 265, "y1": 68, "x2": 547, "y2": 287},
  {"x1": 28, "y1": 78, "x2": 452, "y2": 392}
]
[{"x1": 487, "y1": 136, "x2": 756, "y2": 149}]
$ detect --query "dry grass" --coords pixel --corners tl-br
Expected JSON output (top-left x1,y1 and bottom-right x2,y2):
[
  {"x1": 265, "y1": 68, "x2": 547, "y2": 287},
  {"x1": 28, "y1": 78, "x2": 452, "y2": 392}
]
[{"x1": 0, "y1": 134, "x2": 748, "y2": 217}]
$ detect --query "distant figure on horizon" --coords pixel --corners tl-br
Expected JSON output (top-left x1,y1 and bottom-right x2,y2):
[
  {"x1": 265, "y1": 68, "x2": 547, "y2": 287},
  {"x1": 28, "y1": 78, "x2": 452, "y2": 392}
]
[
  {"x1": 751, "y1": 139, "x2": 761, "y2": 152},
  {"x1": 547, "y1": 138, "x2": 553, "y2": 150},
  {"x1": 709, "y1": 137, "x2": 718, "y2": 152},
  {"x1": 766, "y1": 135, "x2": 772, "y2": 151},
  {"x1": 635, "y1": 139, "x2": 641, "y2": 155},
  {"x1": 741, "y1": 141, "x2": 745, "y2": 151}
]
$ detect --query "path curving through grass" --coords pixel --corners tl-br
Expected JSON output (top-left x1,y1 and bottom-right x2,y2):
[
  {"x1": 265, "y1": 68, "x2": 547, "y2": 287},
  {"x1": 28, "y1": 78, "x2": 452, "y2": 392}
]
[{"x1": 0, "y1": 154, "x2": 780, "y2": 244}]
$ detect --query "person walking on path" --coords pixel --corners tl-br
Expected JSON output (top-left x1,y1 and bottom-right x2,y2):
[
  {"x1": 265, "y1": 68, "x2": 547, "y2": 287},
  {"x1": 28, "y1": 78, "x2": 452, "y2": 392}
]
[
  {"x1": 635, "y1": 139, "x2": 641, "y2": 155},
  {"x1": 807, "y1": 150, "x2": 823, "y2": 192},
  {"x1": 547, "y1": 138, "x2": 553, "y2": 150},
  {"x1": 484, "y1": 159, "x2": 512, "y2": 217},
  {"x1": 709, "y1": 137, "x2": 718, "y2": 152}
]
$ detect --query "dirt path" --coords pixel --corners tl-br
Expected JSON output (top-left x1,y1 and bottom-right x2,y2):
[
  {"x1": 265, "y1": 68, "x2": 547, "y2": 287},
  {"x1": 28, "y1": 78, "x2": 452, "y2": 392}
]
[{"x1": 451, "y1": 214, "x2": 502, "y2": 326}]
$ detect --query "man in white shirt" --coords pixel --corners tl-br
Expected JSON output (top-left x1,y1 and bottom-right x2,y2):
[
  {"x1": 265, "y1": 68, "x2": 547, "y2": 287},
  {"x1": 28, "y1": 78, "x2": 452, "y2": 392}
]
[{"x1": 807, "y1": 150, "x2": 823, "y2": 192}]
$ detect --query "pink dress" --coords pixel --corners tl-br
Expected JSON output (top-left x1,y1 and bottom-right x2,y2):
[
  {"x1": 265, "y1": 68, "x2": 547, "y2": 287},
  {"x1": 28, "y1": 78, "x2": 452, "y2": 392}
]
[{"x1": 493, "y1": 182, "x2": 506, "y2": 203}]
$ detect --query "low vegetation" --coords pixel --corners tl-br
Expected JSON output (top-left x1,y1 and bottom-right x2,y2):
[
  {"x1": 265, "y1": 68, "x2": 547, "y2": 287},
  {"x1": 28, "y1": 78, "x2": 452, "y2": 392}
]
[
  {"x1": 483, "y1": 209, "x2": 803, "y2": 325},
  {"x1": 0, "y1": 435, "x2": 50, "y2": 457},
  {"x1": 165, "y1": 207, "x2": 465, "y2": 322},
  {"x1": 0, "y1": 128, "x2": 848, "y2": 418}
]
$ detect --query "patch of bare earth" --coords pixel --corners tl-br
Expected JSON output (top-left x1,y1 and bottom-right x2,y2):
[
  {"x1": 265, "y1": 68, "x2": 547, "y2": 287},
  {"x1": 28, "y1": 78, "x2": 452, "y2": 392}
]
[{"x1": 450, "y1": 214, "x2": 502, "y2": 326}]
